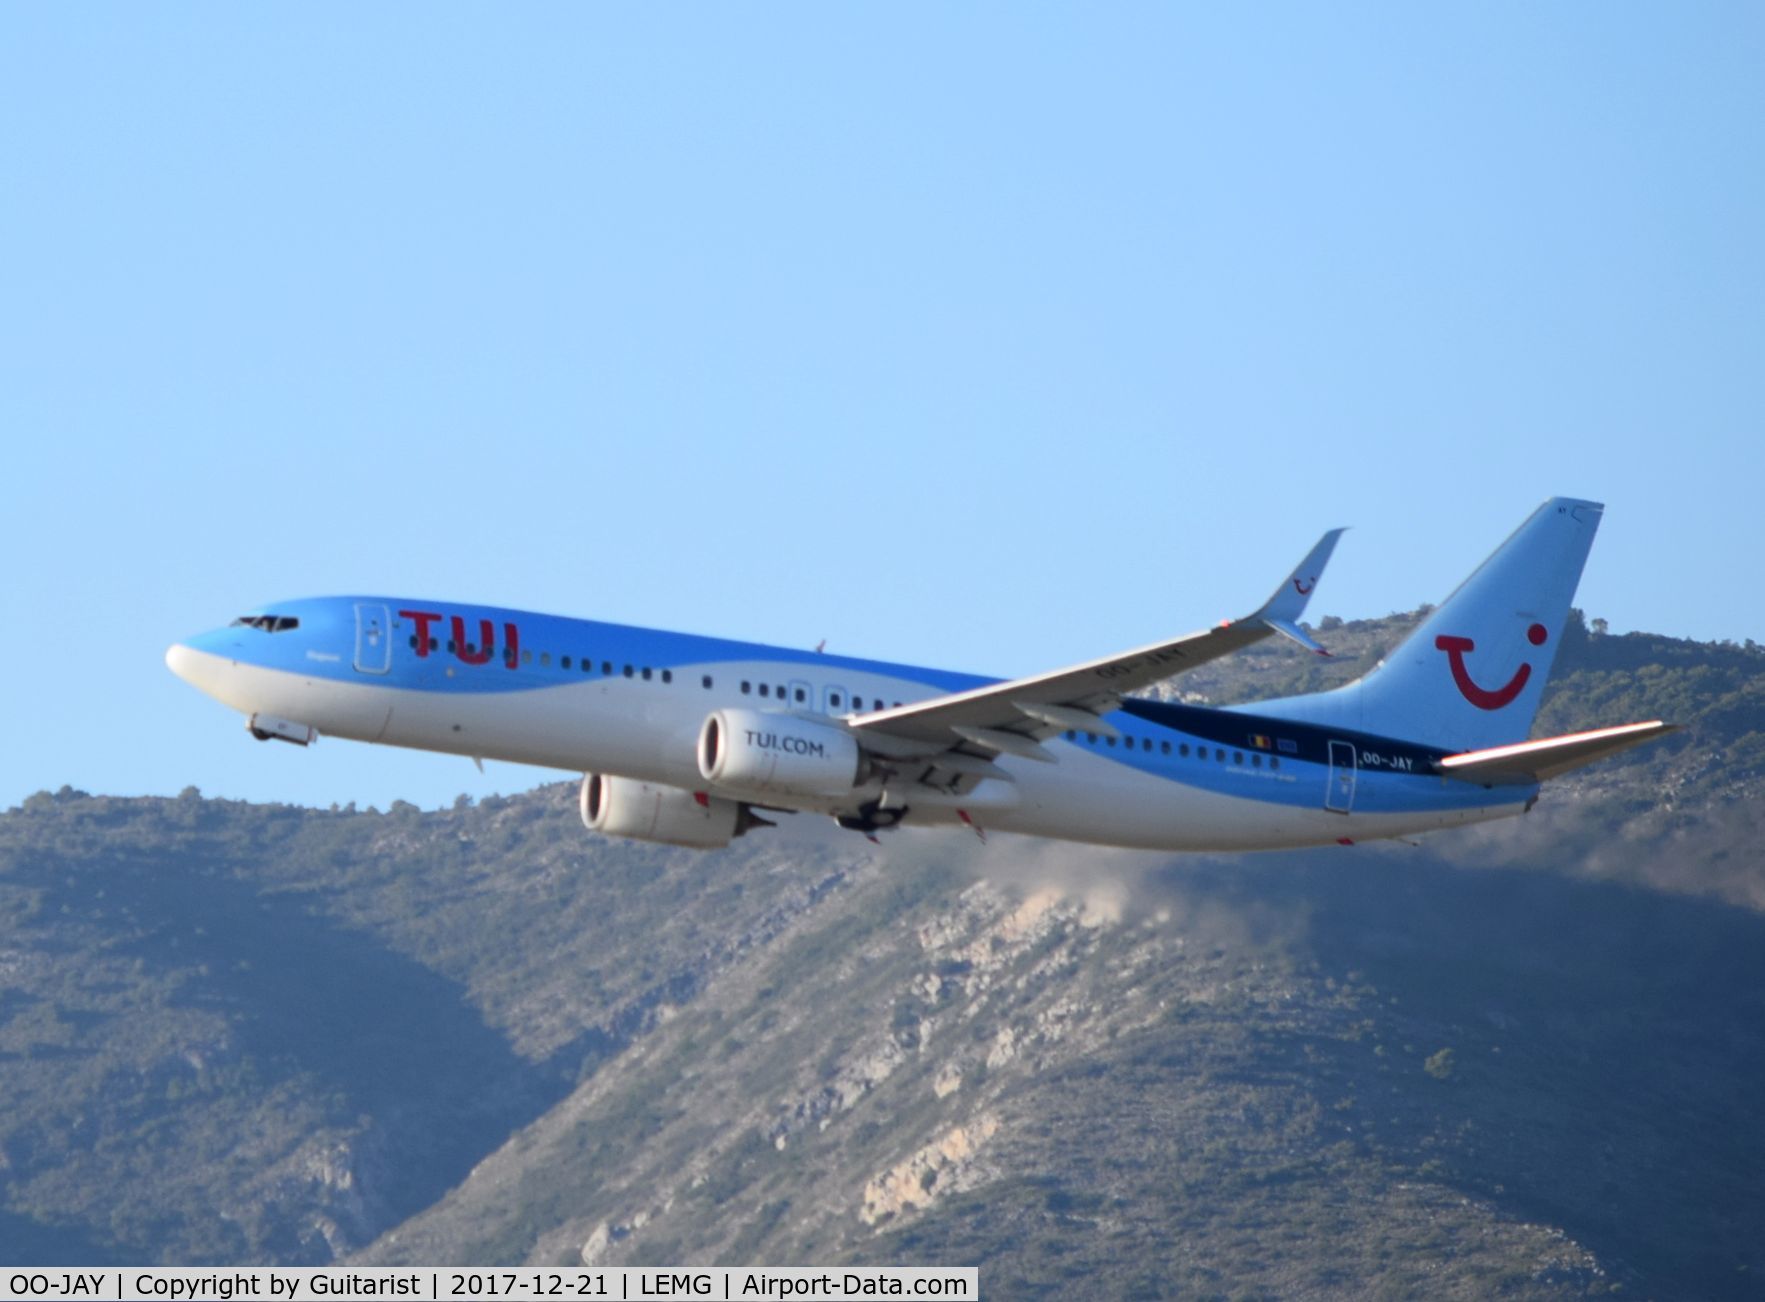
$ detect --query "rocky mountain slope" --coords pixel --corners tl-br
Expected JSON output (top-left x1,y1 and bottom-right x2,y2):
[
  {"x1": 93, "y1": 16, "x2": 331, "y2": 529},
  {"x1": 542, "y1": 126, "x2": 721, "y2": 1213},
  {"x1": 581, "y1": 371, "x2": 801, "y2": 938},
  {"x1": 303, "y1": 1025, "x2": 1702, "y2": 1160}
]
[{"x1": 3, "y1": 613, "x2": 1761, "y2": 1297}]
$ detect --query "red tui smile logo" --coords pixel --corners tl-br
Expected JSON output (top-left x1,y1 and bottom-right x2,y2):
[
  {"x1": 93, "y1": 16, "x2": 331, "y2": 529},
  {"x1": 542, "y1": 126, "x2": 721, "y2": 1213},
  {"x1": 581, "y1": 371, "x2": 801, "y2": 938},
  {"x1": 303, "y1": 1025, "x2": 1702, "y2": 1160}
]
[
  {"x1": 1435, "y1": 623, "x2": 1548, "y2": 710},
  {"x1": 1293, "y1": 577, "x2": 1315, "y2": 595}
]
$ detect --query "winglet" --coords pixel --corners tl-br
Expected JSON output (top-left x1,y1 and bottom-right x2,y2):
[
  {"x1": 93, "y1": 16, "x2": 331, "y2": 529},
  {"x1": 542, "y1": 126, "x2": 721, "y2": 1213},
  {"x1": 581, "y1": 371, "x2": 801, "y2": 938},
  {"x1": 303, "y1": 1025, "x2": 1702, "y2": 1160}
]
[{"x1": 1253, "y1": 528, "x2": 1345, "y2": 651}]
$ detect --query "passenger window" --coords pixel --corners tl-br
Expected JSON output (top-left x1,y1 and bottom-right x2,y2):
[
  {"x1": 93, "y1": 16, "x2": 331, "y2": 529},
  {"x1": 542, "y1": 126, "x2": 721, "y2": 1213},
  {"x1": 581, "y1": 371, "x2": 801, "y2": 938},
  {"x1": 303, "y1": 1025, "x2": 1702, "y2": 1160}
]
[
  {"x1": 662, "y1": 670, "x2": 673, "y2": 684},
  {"x1": 742, "y1": 681, "x2": 752, "y2": 694},
  {"x1": 702, "y1": 675, "x2": 713, "y2": 689},
  {"x1": 795, "y1": 687, "x2": 806, "y2": 703},
  {"x1": 1142, "y1": 738, "x2": 1152, "y2": 752},
  {"x1": 1106, "y1": 737, "x2": 1116, "y2": 747},
  {"x1": 623, "y1": 664, "x2": 633, "y2": 677},
  {"x1": 1252, "y1": 753, "x2": 1262, "y2": 767},
  {"x1": 1064, "y1": 730, "x2": 1075, "y2": 741},
  {"x1": 541, "y1": 652, "x2": 551, "y2": 667},
  {"x1": 602, "y1": 661, "x2": 613, "y2": 675},
  {"x1": 1086, "y1": 733, "x2": 1097, "y2": 745},
  {"x1": 582, "y1": 659, "x2": 592, "y2": 673},
  {"x1": 642, "y1": 667, "x2": 652, "y2": 681},
  {"x1": 1271, "y1": 757, "x2": 1281, "y2": 771},
  {"x1": 830, "y1": 692, "x2": 842, "y2": 708},
  {"x1": 759, "y1": 683, "x2": 770, "y2": 697},
  {"x1": 1180, "y1": 743, "x2": 1190, "y2": 757},
  {"x1": 562, "y1": 656, "x2": 571, "y2": 669},
  {"x1": 1161, "y1": 741, "x2": 1171, "y2": 755},
  {"x1": 1234, "y1": 751, "x2": 1243, "y2": 765},
  {"x1": 522, "y1": 649, "x2": 533, "y2": 666},
  {"x1": 446, "y1": 640, "x2": 456, "y2": 654},
  {"x1": 1216, "y1": 748, "x2": 1226, "y2": 762}
]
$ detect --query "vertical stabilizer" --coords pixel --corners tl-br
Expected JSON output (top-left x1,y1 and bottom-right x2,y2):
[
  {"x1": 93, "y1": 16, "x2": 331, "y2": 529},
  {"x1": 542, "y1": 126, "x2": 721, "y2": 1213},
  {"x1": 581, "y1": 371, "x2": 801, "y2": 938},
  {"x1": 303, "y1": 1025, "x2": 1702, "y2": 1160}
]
[{"x1": 1244, "y1": 498, "x2": 1603, "y2": 751}]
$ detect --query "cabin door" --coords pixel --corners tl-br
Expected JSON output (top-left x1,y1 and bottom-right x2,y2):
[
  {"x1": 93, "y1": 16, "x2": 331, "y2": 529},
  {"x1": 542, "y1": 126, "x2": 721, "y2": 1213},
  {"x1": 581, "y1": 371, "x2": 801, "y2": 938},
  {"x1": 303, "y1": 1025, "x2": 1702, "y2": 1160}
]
[
  {"x1": 353, "y1": 602, "x2": 393, "y2": 674},
  {"x1": 1325, "y1": 741, "x2": 1357, "y2": 813}
]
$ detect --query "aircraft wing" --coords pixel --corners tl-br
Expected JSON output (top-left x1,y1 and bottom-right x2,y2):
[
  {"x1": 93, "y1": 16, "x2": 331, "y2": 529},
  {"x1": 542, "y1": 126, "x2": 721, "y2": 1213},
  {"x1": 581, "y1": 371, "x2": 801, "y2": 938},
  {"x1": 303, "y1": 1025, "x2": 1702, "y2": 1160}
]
[
  {"x1": 1437, "y1": 720, "x2": 1679, "y2": 786},
  {"x1": 850, "y1": 529, "x2": 1345, "y2": 764}
]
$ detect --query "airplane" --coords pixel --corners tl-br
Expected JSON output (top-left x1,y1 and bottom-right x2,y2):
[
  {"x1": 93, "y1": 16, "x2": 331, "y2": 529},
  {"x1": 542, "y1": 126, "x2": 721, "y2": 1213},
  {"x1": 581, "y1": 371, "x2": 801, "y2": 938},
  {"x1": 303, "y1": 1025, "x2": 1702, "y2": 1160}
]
[{"x1": 166, "y1": 496, "x2": 1674, "y2": 852}]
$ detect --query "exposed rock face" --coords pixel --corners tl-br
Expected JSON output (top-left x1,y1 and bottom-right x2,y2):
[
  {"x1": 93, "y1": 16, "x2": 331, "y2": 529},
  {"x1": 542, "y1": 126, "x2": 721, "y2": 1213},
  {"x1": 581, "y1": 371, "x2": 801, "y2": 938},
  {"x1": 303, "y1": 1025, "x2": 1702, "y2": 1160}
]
[{"x1": 861, "y1": 1115, "x2": 999, "y2": 1226}]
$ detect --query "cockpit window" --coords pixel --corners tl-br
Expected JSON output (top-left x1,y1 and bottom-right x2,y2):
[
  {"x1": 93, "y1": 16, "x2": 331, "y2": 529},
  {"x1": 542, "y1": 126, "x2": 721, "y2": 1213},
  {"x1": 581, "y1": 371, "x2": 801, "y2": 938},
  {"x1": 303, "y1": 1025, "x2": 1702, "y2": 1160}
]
[{"x1": 230, "y1": 615, "x2": 300, "y2": 633}]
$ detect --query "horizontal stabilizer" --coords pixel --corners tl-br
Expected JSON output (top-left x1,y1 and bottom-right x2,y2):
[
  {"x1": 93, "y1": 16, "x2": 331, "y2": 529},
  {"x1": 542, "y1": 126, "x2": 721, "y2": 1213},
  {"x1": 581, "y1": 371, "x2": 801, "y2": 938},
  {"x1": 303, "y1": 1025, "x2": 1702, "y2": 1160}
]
[{"x1": 1438, "y1": 720, "x2": 1678, "y2": 786}]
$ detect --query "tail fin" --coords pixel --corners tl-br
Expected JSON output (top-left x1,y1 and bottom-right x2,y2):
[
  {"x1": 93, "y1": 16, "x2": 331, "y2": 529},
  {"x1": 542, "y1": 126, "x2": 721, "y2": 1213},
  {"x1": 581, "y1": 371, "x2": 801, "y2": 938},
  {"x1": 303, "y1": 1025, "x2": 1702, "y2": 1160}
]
[{"x1": 1248, "y1": 497, "x2": 1603, "y2": 751}]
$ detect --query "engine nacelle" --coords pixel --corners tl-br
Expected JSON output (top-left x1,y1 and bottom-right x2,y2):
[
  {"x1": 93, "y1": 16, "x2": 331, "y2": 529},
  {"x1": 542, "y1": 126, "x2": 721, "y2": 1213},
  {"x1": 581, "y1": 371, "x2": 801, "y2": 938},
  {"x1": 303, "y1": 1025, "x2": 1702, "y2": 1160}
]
[
  {"x1": 580, "y1": 774, "x2": 743, "y2": 849},
  {"x1": 698, "y1": 708, "x2": 863, "y2": 798}
]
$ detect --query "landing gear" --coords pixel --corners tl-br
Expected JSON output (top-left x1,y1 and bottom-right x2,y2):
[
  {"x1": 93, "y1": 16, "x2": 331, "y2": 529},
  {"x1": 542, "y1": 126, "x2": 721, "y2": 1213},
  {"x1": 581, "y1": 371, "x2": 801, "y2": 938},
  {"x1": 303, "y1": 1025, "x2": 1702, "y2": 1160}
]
[{"x1": 836, "y1": 799, "x2": 907, "y2": 837}]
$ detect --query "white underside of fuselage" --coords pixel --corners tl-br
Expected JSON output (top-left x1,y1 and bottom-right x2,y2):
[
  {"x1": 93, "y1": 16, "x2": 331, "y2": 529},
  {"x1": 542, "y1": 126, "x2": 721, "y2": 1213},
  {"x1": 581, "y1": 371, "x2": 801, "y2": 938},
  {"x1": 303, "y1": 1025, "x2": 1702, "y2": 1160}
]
[{"x1": 169, "y1": 647, "x2": 1526, "y2": 852}]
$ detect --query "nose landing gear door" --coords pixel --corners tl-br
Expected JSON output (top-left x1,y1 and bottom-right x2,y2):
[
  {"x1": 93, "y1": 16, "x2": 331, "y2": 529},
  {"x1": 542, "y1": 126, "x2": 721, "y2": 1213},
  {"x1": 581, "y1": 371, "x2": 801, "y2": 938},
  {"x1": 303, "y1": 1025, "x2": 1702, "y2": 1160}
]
[{"x1": 354, "y1": 603, "x2": 393, "y2": 674}]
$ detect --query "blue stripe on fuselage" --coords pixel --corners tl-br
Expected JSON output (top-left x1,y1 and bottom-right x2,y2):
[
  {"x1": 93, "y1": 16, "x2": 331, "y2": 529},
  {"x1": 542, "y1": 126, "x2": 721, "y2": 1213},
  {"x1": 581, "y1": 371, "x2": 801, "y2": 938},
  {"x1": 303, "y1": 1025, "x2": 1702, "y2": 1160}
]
[
  {"x1": 1111, "y1": 697, "x2": 1513, "y2": 814},
  {"x1": 1119, "y1": 697, "x2": 1445, "y2": 771},
  {"x1": 187, "y1": 596, "x2": 990, "y2": 697}
]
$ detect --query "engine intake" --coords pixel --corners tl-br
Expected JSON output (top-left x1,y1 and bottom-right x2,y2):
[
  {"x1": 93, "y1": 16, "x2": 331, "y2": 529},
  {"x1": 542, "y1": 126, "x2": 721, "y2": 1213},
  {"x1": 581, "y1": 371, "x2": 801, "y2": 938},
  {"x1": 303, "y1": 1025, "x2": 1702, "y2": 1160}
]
[
  {"x1": 698, "y1": 708, "x2": 863, "y2": 797},
  {"x1": 580, "y1": 774, "x2": 746, "y2": 849}
]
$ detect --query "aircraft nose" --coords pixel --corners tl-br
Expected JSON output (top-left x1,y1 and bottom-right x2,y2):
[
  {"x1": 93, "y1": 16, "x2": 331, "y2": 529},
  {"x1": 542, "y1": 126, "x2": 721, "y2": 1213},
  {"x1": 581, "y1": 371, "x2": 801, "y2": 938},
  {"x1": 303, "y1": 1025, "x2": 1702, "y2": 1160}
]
[
  {"x1": 166, "y1": 642, "x2": 198, "y2": 684},
  {"x1": 166, "y1": 641, "x2": 225, "y2": 694}
]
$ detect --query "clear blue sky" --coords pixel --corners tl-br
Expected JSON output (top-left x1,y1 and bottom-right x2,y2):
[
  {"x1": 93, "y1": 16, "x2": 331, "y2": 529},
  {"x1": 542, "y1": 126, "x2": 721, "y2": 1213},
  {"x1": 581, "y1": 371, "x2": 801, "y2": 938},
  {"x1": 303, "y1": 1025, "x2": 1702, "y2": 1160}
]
[{"x1": 3, "y1": 4, "x2": 1761, "y2": 811}]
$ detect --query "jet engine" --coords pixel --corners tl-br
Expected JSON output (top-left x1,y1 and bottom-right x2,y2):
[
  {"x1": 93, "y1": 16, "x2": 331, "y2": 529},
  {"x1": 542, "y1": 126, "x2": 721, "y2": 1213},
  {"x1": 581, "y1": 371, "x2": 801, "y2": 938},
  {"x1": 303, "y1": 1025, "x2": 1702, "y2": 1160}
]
[
  {"x1": 698, "y1": 708, "x2": 864, "y2": 797},
  {"x1": 580, "y1": 773, "x2": 750, "y2": 849}
]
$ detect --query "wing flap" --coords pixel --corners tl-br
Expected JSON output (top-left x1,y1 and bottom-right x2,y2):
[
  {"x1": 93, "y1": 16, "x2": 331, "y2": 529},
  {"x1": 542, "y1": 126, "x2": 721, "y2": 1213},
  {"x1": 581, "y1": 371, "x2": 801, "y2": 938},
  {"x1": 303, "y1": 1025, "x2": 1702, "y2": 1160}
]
[{"x1": 1437, "y1": 720, "x2": 1678, "y2": 785}]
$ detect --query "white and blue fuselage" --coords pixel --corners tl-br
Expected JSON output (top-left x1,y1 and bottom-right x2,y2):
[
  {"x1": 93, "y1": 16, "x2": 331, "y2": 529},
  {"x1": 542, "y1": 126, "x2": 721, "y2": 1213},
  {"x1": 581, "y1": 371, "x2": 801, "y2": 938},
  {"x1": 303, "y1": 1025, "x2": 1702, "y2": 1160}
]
[{"x1": 166, "y1": 595, "x2": 1529, "y2": 852}]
